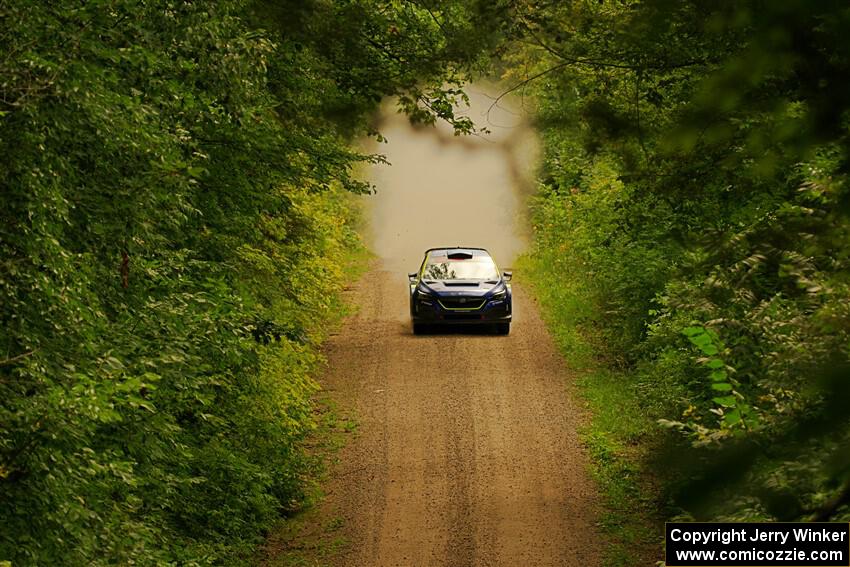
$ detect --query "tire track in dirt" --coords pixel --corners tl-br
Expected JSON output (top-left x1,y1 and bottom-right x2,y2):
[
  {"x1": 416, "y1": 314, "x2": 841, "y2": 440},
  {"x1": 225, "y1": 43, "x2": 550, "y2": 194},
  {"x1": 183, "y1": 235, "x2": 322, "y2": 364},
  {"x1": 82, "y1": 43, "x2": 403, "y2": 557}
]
[{"x1": 319, "y1": 270, "x2": 602, "y2": 566}]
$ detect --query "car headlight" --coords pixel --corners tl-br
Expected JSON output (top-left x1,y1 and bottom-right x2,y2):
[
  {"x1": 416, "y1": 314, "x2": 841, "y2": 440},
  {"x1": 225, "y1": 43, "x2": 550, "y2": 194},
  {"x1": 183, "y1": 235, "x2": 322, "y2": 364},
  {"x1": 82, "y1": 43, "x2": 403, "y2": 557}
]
[
  {"x1": 415, "y1": 286, "x2": 434, "y2": 302},
  {"x1": 490, "y1": 285, "x2": 507, "y2": 300}
]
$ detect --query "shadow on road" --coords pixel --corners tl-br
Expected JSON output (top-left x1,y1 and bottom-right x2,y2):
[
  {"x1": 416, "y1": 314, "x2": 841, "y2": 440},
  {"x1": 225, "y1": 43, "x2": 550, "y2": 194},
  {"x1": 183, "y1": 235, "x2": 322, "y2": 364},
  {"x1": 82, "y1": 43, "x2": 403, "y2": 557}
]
[{"x1": 409, "y1": 325, "x2": 507, "y2": 337}]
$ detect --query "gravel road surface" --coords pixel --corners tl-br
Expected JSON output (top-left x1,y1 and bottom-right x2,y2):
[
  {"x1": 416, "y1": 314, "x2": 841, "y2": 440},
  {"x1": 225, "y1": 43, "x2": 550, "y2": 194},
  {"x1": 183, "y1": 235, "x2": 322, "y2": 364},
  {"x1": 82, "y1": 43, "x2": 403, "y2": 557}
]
[{"x1": 319, "y1": 268, "x2": 603, "y2": 566}]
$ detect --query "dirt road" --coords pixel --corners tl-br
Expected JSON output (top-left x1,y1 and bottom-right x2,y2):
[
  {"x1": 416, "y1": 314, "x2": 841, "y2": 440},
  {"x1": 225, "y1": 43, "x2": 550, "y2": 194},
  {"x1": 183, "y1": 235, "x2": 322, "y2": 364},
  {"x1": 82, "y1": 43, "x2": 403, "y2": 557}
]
[
  {"x1": 274, "y1": 87, "x2": 603, "y2": 566},
  {"x1": 320, "y1": 270, "x2": 603, "y2": 566}
]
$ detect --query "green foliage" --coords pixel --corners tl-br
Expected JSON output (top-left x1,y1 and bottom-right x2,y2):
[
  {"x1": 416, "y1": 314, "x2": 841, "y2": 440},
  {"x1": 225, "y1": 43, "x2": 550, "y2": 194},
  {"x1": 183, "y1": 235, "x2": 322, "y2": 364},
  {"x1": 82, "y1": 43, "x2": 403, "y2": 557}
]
[
  {"x1": 510, "y1": 0, "x2": 850, "y2": 555},
  {"x1": 659, "y1": 326, "x2": 759, "y2": 444},
  {"x1": 0, "y1": 0, "x2": 494, "y2": 564}
]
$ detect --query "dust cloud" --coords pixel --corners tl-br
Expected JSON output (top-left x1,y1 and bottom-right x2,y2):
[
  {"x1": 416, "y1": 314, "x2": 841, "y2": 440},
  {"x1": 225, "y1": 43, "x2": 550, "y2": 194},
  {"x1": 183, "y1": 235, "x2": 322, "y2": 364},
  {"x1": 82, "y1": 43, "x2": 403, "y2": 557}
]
[{"x1": 361, "y1": 84, "x2": 538, "y2": 273}]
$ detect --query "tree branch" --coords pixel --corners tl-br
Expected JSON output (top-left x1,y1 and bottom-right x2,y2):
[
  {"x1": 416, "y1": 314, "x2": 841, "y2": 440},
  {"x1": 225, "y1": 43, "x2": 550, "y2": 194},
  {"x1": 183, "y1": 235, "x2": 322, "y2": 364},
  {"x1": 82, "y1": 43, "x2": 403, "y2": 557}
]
[
  {"x1": 0, "y1": 350, "x2": 34, "y2": 367},
  {"x1": 487, "y1": 61, "x2": 571, "y2": 116}
]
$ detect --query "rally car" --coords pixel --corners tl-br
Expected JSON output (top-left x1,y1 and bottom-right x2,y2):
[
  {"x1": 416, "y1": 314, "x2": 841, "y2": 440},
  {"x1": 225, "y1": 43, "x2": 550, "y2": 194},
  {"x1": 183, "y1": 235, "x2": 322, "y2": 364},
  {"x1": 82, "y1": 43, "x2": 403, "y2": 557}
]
[{"x1": 408, "y1": 247, "x2": 512, "y2": 335}]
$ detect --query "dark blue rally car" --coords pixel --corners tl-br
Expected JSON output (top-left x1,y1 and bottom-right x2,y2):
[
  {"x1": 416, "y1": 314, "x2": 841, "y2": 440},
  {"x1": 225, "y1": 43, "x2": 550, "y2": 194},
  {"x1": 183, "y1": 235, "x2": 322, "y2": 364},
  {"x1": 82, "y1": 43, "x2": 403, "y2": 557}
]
[{"x1": 409, "y1": 247, "x2": 512, "y2": 335}]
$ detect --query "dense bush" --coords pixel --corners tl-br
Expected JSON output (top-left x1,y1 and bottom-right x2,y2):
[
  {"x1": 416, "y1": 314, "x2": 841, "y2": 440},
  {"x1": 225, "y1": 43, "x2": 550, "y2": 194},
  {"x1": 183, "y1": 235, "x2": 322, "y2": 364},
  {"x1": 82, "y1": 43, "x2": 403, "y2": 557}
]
[
  {"x1": 510, "y1": 0, "x2": 850, "y2": 530},
  {"x1": 0, "y1": 1, "x2": 496, "y2": 564}
]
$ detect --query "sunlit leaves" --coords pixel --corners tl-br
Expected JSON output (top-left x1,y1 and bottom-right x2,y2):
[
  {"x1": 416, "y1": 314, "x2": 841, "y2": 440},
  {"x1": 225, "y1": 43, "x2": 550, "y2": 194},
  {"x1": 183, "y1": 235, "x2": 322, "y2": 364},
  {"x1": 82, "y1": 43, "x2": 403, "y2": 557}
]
[
  {"x1": 516, "y1": 0, "x2": 850, "y2": 529},
  {"x1": 0, "y1": 0, "x2": 469, "y2": 564}
]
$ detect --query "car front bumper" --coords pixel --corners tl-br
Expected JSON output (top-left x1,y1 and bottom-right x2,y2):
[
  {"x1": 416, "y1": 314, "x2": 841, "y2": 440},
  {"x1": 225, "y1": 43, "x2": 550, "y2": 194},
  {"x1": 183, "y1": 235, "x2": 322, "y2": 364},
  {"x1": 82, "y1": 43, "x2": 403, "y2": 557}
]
[{"x1": 411, "y1": 295, "x2": 512, "y2": 325}]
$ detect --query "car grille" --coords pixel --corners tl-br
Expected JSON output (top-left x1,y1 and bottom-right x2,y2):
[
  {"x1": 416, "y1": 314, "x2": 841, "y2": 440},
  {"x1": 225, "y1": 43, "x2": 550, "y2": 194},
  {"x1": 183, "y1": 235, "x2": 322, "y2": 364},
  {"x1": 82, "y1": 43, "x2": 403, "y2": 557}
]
[
  {"x1": 438, "y1": 297, "x2": 485, "y2": 310},
  {"x1": 443, "y1": 312, "x2": 486, "y2": 320}
]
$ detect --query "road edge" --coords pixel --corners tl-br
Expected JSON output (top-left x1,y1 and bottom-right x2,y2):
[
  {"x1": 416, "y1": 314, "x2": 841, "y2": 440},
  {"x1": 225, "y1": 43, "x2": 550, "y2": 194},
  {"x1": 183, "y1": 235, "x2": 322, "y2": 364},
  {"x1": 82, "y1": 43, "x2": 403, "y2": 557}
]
[{"x1": 514, "y1": 253, "x2": 663, "y2": 567}]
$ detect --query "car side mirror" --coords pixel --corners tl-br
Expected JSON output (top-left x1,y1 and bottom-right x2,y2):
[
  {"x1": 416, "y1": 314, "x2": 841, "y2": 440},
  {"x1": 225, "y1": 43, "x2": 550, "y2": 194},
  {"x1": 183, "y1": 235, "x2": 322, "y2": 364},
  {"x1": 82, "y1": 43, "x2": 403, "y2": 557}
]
[
  {"x1": 408, "y1": 272, "x2": 418, "y2": 282},
  {"x1": 502, "y1": 271, "x2": 512, "y2": 281}
]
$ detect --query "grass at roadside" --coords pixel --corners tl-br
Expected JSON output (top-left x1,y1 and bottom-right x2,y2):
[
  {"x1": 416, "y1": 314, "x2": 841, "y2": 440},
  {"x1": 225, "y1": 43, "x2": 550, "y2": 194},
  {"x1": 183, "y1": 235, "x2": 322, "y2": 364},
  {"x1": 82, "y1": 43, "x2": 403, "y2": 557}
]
[
  {"x1": 259, "y1": 395, "x2": 357, "y2": 567},
  {"x1": 516, "y1": 254, "x2": 661, "y2": 567},
  {"x1": 256, "y1": 196, "x2": 370, "y2": 567}
]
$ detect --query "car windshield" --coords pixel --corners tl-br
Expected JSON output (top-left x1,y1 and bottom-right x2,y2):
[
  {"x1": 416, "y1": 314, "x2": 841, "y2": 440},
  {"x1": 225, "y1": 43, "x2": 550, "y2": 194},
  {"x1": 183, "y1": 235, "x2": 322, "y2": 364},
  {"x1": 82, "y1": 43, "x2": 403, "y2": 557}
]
[{"x1": 422, "y1": 258, "x2": 499, "y2": 281}]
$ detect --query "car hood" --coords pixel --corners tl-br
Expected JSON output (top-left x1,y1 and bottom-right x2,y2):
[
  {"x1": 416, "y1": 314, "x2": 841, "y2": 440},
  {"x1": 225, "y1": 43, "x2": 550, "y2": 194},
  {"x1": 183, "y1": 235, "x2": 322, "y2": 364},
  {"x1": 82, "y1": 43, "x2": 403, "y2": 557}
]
[{"x1": 420, "y1": 280, "x2": 501, "y2": 298}]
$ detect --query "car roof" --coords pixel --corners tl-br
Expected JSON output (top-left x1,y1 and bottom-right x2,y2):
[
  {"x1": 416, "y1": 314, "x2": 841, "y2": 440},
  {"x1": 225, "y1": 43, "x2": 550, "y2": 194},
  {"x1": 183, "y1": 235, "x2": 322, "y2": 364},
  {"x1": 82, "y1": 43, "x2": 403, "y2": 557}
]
[{"x1": 424, "y1": 247, "x2": 491, "y2": 258}]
